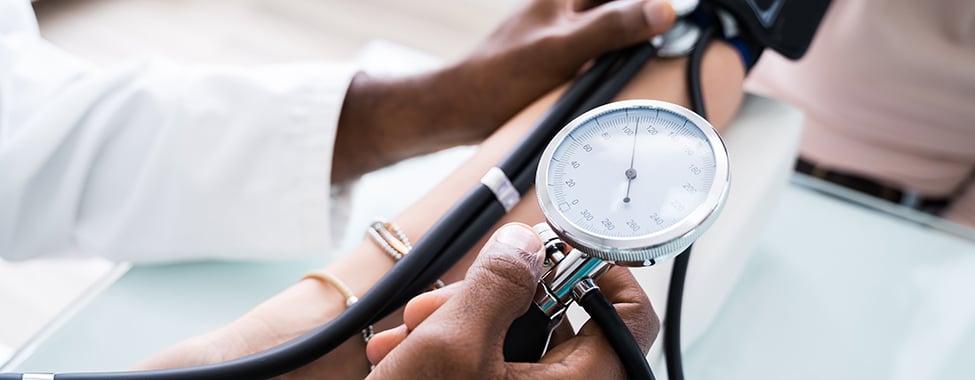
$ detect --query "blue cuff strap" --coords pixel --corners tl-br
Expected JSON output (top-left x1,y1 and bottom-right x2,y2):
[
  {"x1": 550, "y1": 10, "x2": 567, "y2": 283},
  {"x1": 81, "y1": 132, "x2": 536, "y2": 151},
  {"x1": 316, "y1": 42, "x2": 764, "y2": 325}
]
[{"x1": 725, "y1": 37, "x2": 756, "y2": 68}]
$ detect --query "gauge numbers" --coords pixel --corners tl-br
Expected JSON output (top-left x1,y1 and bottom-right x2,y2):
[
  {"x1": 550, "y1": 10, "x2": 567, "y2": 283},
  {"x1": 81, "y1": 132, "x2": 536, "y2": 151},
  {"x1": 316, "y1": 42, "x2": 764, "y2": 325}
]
[{"x1": 545, "y1": 105, "x2": 717, "y2": 239}]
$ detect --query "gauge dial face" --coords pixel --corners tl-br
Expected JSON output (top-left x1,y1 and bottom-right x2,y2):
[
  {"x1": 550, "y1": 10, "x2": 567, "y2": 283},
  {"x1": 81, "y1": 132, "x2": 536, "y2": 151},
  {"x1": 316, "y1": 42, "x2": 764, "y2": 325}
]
[{"x1": 537, "y1": 100, "x2": 728, "y2": 260}]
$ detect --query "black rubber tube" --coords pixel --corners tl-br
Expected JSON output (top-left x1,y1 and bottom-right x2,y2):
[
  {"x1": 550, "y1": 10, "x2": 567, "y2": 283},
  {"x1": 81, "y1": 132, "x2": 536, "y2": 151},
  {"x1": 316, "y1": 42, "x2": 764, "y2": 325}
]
[
  {"x1": 395, "y1": 42, "x2": 661, "y2": 362},
  {"x1": 375, "y1": 48, "x2": 640, "y2": 320},
  {"x1": 375, "y1": 194, "x2": 506, "y2": 319},
  {"x1": 389, "y1": 43, "x2": 658, "y2": 321},
  {"x1": 579, "y1": 289, "x2": 656, "y2": 380},
  {"x1": 664, "y1": 24, "x2": 716, "y2": 380},
  {"x1": 384, "y1": 43, "x2": 661, "y2": 319},
  {"x1": 573, "y1": 44, "x2": 657, "y2": 119},
  {"x1": 663, "y1": 245, "x2": 692, "y2": 380},
  {"x1": 502, "y1": 304, "x2": 556, "y2": 362},
  {"x1": 687, "y1": 26, "x2": 715, "y2": 118}
]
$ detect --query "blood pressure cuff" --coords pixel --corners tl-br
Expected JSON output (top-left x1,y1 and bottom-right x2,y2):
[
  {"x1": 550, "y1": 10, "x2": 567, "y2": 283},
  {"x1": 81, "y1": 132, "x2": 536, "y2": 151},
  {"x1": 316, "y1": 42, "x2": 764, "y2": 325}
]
[{"x1": 706, "y1": 0, "x2": 833, "y2": 60}]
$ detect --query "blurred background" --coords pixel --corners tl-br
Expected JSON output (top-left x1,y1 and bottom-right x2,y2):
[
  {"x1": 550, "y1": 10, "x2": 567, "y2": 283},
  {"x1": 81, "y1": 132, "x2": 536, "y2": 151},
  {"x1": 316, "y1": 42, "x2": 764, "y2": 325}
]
[{"x1": 31, "y1": 0, "x2": 515, "y2": 63}]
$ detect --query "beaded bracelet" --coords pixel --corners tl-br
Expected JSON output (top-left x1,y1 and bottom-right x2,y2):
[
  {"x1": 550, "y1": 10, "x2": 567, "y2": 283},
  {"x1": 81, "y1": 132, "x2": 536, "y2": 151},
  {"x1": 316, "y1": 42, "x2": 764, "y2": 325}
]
[{"x1": 366, "y1": 219, "x2": 445, "y2": 289}]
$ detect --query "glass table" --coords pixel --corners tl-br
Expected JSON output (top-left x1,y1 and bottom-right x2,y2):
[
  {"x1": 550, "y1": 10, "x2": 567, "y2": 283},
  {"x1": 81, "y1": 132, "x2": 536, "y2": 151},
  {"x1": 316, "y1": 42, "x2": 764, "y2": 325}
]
[{"x1": 3, "y1": 175, "x2": 974, "y2": 379}]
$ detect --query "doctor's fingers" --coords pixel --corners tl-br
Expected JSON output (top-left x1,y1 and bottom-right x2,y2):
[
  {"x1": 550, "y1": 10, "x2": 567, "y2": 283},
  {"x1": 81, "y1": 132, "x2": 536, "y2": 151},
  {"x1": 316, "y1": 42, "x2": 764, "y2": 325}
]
[
  {"x1": 512, "y1": 270, "x2": 651, "y2": 380},
  {"x1": 366, "y1": 324, "x2": 407, "y2": 365},
  {"x1": 570, "y1": 0, "x2": 676, "y2": 51},
  {"x1": 519, "y1": 0, "x2": 675, "y2": 63},
  {"x1": 403, "y1": 283, "x2": 462, "y2": 330},
  {"x1": 422, "y1": 223, "x2": 545, "y2": 347},
  {"x1": 365, "y1": 283, "x2": 461, "y2": 364},
  {"x1": 367, "y1": 224, "x2": 545, "y2": 378}
]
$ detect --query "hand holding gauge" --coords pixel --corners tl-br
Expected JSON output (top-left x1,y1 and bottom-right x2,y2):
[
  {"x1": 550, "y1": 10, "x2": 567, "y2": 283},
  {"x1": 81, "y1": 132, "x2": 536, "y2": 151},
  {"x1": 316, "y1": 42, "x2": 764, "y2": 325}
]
[{"x1": 503, "y1": 99, "x2": 729, "y2": 362}]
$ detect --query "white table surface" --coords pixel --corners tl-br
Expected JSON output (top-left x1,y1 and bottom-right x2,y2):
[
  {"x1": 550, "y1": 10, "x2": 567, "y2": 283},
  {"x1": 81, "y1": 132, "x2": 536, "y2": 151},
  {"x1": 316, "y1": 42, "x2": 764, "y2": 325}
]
[
  {"x1": 684, "y1": 178, "x2": 975, "y2": 380},
  {"x1": 5, "y1": 177, "x2": 974, "y2": 379}
]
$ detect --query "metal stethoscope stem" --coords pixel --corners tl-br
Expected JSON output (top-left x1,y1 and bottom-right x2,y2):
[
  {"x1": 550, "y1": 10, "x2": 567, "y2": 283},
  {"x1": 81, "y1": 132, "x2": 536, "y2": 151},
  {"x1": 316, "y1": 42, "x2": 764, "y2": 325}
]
[{"x1": 502, "y1": 223, "x2": 657, "y2": 380}]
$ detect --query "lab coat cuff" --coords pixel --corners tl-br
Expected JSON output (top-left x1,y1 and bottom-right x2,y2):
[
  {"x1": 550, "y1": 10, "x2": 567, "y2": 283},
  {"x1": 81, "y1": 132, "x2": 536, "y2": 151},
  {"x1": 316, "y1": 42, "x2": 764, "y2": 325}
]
[{"x1": 297, "y1": 61, "x2": 360, "y2": 251}]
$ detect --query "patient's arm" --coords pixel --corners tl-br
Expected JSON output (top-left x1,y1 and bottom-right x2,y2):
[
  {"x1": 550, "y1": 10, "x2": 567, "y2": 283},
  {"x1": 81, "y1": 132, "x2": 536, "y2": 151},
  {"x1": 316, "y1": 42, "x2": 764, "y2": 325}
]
[{"x1": 137, "y1": 41, "x2": 745, "y2": 378}]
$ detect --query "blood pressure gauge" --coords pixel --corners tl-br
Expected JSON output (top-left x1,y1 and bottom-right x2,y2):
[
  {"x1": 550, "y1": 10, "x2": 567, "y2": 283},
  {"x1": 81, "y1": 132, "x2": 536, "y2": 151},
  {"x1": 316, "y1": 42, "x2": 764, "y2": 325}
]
[
  {"x1": 504, "y1": 100, "x2": 729, "y2": 362},
  {"x1": 536, "y1": 99, "x2": 729, "y2": 267}
]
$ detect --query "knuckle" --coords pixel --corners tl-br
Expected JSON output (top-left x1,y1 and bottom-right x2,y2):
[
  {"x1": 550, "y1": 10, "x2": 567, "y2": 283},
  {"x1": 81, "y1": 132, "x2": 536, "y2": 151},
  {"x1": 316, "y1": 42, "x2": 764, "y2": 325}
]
[
  {"x1": 533, "y1": 25, "x2": 575, "y2": 52},
  {"x1": 473, "y1": 244, "x2": 539, "y2": 293},
  {"x1": 484, "y1": 251, "x2": 534, "y2": 283},
  {"x1": 599, "y1": 7, "x2": 629, "y2": 30}
]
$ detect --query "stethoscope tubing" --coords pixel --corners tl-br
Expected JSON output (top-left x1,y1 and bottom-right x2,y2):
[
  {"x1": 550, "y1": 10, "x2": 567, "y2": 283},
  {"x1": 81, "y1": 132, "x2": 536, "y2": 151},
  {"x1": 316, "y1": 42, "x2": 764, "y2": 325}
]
[
  {"x1": 663, "y1": 23, "x2": 718, "y2": 380},
  {"x1": 385, "y1": 44, "x2": 658, "y2": 320}
]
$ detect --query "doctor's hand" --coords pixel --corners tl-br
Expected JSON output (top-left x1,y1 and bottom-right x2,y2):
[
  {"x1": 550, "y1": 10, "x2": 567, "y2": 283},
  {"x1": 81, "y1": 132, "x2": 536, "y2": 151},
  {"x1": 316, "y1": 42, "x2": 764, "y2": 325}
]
[
  {"x1": 364, "y1": 223, "x2": 659, "y2": 379},
  {"x1": 333, "y1": 0, "x2": 676, "y2": 182}
]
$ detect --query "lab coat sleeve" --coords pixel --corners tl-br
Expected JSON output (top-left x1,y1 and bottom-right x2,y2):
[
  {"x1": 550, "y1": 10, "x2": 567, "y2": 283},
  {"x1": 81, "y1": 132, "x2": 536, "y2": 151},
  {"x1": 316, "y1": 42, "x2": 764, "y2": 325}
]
[{"x1": 0, "y1": 3, "x2": 358, "y2": 262}]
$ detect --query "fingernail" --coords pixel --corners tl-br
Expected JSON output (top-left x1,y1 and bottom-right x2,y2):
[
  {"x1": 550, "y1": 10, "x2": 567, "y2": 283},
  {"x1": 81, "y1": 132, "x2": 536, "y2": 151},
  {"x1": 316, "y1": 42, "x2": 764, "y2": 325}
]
[
  {"x1": 646, "y1": 0, "x2": 674, "y2": 29},
  {"x1": 494, "y1": 224, "x2": 542, "y2": 257}
]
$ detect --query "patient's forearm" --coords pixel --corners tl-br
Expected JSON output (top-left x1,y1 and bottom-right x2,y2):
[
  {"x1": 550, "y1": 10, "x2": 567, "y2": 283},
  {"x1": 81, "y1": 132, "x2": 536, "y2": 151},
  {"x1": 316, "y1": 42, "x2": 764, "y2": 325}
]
[{"x1": 139, "y1": 41, "x2": 746, "y2": 378}]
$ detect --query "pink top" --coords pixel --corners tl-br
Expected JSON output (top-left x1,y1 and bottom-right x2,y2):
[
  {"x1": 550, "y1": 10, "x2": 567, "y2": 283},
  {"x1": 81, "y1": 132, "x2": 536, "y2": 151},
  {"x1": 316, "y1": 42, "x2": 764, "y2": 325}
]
[{"x1": 745, "y1": 0, "x2": 975, "y2": 225}]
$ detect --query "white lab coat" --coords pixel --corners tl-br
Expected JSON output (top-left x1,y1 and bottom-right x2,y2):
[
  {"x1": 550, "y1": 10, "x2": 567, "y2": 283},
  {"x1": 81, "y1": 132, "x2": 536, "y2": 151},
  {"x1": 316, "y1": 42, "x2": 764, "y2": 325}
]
[{"x1": 0, "y1": 0, "x2": 357, "y2": 262}]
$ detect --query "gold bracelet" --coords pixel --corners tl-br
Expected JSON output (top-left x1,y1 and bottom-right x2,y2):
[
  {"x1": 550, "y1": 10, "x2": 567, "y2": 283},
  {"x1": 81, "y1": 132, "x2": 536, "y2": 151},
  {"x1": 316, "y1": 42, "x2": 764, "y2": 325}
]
[
  {"x1": 366, "y1": 219, "x2": 445, "y2": 289},
  {"x1": 303, "y1": 271, "x2": 359, "y2": 307},
  {"x1": 303, "y1": 271, "x2": 376, "y2": 344}
]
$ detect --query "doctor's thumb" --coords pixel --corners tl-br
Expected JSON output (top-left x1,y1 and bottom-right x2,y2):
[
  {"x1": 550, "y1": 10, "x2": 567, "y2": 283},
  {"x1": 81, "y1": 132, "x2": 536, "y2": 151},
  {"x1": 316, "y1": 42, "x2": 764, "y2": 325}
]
[{"x1": 457, "y1": 223, "x2": 545, "y2": 333}]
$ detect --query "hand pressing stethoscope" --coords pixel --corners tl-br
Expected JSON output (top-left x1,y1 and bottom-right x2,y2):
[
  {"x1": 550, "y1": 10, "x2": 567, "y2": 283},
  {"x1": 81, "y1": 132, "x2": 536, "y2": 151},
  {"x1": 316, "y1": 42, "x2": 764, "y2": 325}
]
[{"x1": 366, "y1": 223, "x2": 657, "y2": 379}]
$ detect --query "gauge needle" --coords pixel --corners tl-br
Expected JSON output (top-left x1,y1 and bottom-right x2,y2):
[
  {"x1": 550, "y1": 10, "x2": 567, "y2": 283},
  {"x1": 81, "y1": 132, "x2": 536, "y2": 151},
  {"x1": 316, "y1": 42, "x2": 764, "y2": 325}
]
[{"x1": 623, "y1": 120, "x2": 638, "y2": 203}]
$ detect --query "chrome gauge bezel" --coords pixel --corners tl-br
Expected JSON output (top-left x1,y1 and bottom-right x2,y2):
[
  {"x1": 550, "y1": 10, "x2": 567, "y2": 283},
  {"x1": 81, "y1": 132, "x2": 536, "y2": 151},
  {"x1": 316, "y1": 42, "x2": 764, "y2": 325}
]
[{"x1": 536, "y1": 99, "x2": 730, "y2": 266}]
